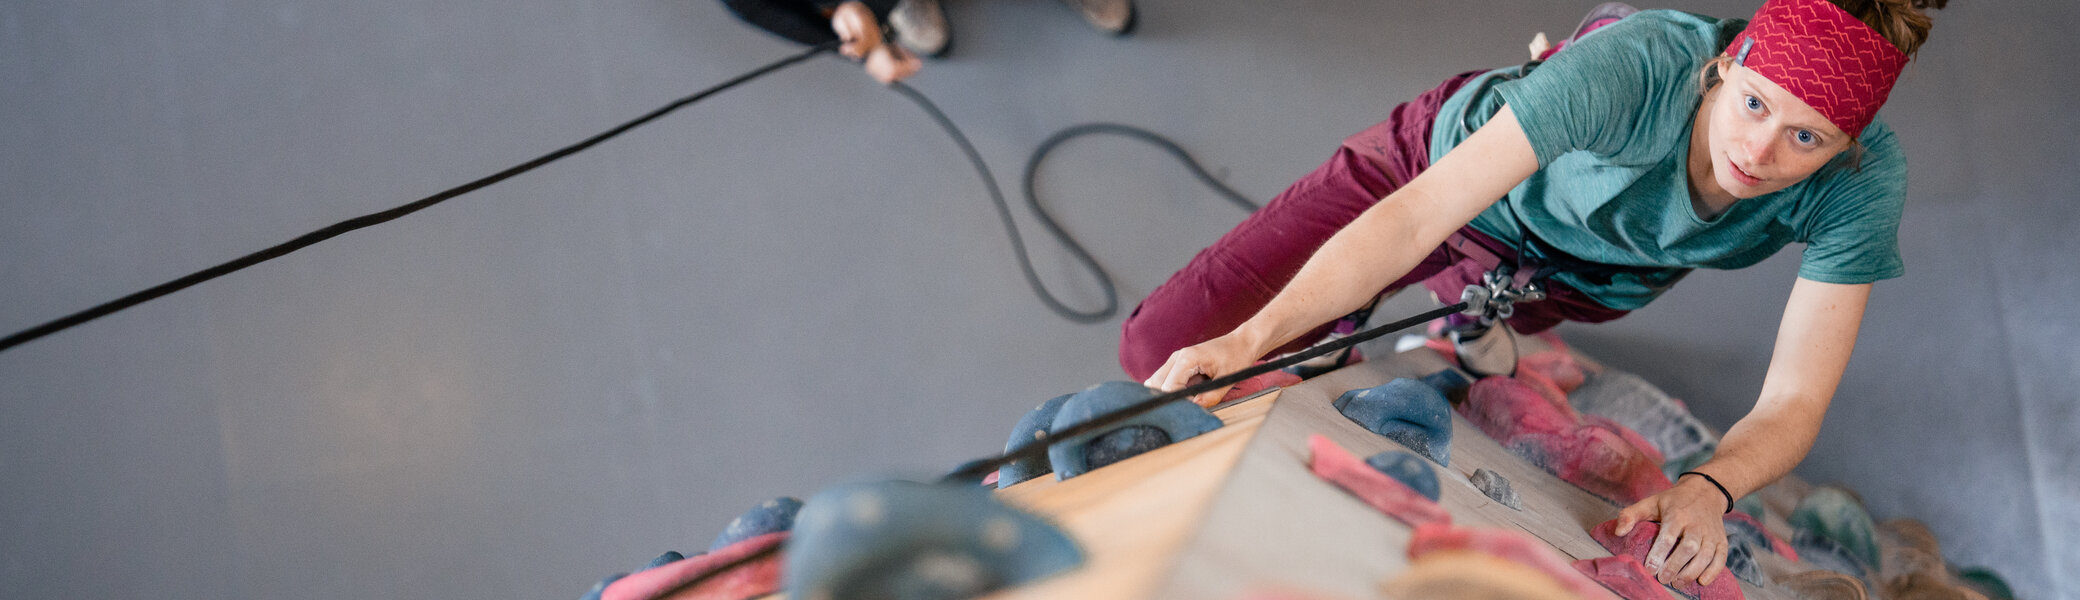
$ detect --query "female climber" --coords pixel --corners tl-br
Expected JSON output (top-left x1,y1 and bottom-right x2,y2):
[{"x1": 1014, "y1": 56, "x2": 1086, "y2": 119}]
[{"x1": 1129, "y1": 0, "x2": 1945, "y2": 589}]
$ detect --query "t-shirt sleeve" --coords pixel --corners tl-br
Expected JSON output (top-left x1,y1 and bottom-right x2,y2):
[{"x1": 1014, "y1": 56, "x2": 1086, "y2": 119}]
[
  {"x1": 1795, "y1": 126, "x2": 1907, "y2": 284},
  {"x1": 1491, "y1": 13, "x2": 1719, "y2": 167}
]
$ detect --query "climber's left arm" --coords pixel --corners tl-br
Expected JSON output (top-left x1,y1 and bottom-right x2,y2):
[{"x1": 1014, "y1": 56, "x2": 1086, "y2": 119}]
[{"x1": 1616, "y1": 278, "x2": 1871, "y2": 587}]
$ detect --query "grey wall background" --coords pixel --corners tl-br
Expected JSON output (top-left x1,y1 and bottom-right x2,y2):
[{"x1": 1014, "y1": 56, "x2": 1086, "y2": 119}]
[{"x1": 3, "y1": 0, "x2": 2072, "y2": 598}]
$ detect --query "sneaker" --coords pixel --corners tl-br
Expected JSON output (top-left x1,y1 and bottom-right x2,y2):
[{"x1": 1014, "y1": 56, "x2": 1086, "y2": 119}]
[
  {"x1": 1060, "y1": 0, "x2": 1135, "y2": 35},
  {"x1": 1536, "y1": 2, "x2": 1636, "y2": 60},
  {"x1": 889, "y1": 0, "x2": 951, "y2": 58},
  {"x1": 1446, "y1": 318, "x2": 1520, "y2": 378},
  {"x1": 1567, "y1": 2, "x2": 1637, "y2": 44}
]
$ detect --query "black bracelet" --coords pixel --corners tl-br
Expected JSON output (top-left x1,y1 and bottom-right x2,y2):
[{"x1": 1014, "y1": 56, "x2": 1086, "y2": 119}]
[{"x1": 1680, "y1": 471, "x2": 1734, "y2": 514}]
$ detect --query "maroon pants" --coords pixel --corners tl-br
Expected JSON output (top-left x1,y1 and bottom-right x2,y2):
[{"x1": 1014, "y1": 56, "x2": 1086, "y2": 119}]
[{"x1": 1117, "y1": 71, "x2": 1629, "y2": 381}]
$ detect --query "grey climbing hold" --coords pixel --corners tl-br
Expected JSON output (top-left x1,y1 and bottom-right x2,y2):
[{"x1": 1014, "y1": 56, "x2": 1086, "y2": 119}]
[
  {"x1": 1569, "y1": 370, "x2": 1718, "y2": 468},
  {"x1": 1364, "y1": 450, "x2": 1440, "y2": 501},
  {"x1": 996, "y1": 393, "x2": 1073, "y2": 489},
  {"x1": 1333, "y1": 378, "x2": 1454, "y2": 465},
  {"x1": 709, "y1": 496, "x2": 804, "y2": 552},
  {"x1": 1047, "y1": 381, "x2": 1221, "y2": 480},
  {"x1": 785, "y1": 480, "x2": 1083, "y2": 600},
  {"x1": 1722, "y1": 516, "x2": 1772, "y2": 586},
  {"x1": 1470, "y1": 468, "x2": 1521, "y2": 510}
]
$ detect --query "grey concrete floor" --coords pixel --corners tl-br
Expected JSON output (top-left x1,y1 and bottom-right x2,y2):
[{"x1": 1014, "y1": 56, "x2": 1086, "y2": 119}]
[{"x1": 2, "y1": 0, "x2": 2074, "y2": 598}]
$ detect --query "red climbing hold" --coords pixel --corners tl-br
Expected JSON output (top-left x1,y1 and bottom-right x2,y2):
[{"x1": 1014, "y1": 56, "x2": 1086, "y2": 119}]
[
  {"x1": 1459, "y1": 375, "x2": 1671, "y2": 505},
  {"x1": 1306, "y1": 434, "x2": 1451, "y2": 527},
  {"x1": 602, "y1": 532, "x2": 785, "y2": 600},
  {"x1": 1589, "y1": 519, "x2": 1746, "y2": 600},
  {"x1": 1408, "y1": 523, "x2": 1620, "y2": 600},
  {"x1": 1574, "y1": 556, "x2": 1671, "y2": 600},
  {"x1": 1224, "y1": 370, "x2": 1303, "y2": 402}
]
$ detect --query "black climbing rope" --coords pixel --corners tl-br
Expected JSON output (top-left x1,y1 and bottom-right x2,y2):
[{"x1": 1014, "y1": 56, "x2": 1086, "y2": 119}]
[
  {"x1": 0, "y1": 41, "x2": 840, "y2": 354},
  {"x1": 890, "y1": 83, "x2": 1259, "y2": 323}
]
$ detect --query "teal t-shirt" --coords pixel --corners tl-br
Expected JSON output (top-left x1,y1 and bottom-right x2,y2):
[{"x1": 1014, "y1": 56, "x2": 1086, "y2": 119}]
[{"x1": 1428, "y1": 10, "x2": 1906, "y2": 310}]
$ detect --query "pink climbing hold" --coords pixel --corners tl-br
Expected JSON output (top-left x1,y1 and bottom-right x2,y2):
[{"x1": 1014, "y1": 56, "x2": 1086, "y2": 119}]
[
  {"x1": 1408, "y1": 523, "x2": 1620, "y2": 600},
  {"x1": 1574, "y1": 556, "x2": 1670, "y2": 600},
  {"x1": 1306, "y1": 434, "x2": 1451, "y2": 527},
  {"x1": 602, "y1": 532, "x2": 786, "y2": 600},
  {"x1": 1517, "y1": 347, "x2": 1589, "y2": 394},
  {"x1": 1589, "y1": 520, "x2": 1746, "y2": 600},
  {"x1": 1224, "y1": 370, "x2": 1303, "y2": 402},
  {"x1": 1458, "y1": 375, "x2": 1671, "y2": 505}
]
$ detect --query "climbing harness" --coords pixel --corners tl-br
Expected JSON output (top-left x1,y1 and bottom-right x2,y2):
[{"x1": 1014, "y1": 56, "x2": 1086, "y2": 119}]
[{"x1": 1460, "y1": 265, "x2": 1548, "y2": 322}]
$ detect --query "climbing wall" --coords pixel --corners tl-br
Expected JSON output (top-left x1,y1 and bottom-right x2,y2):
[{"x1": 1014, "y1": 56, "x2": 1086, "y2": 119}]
[
  {"x1": 593, "y1": 336, "x2": 2007, "y2": 600},
  {"x1": 978, "y1": 341, "x2": 1938, "y2": 600}
]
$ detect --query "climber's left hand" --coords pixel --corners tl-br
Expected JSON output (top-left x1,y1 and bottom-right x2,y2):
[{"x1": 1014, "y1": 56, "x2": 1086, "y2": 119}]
[{"x1": 1615, "y1": 476, "x2": 1729, "y2": 587}]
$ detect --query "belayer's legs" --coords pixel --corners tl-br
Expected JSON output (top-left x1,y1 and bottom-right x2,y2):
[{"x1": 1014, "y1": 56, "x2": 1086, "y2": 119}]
[
  {"x1": 889, "y1": 0, "x2": 950, "y2": 58},
  {"x1": 1061, "y1": 0, "x2": 1135, "y2": 35}
]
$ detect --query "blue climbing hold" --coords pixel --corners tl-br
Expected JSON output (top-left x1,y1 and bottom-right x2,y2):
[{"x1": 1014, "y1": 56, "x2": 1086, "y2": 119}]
[
  {"x1": 645, "y1": 550, "x2": 686, "y2": 570},
  {"x1": 1333, "y1": 378, "x2": 1454, "y2": 465},
  {"x1": 784, "y1": 480, "x2": 1084, "y2": 600},
  {"x1": 997, "y1": 393, "x2": 1073, "y2": 488},
  {"x1": 1420, "y1": 369, "x2": 1472, "y2": 395},
  {"x1": 709, "y1": 496, "x2": 804, "y2": 553},
  {"x1": 1084, "y1": 425, "x2": 1170, "y2": 471},
  {"x1": 1363, "y1": 450, "x2": 1441, "y2": 501},
  {"x1": 1047, "y1": 381, "x2": 1221, "y2": 480}
]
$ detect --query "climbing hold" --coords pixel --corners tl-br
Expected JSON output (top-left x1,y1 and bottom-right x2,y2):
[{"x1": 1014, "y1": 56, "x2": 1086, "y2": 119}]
[
  {"x1": 1364, "y1": 450, "x2": 1441, "y2": 501},
  {"x1": 1408, "y1": 523, "x2": 1619, "y2": 600},
  {"x1": 1777, "y1": 570, "x2": 1869, "y2": 600},
  {"x1": 1733, "y1": 494, "x2": 1766, "y2": 523},
  {"x1": 581, "y1": 551, "x2": 690, "y2": 600},
  {"x1": 1721, "y1": 512, "x2": 1791, "y2": 586},
  {"x1": 709, "y1": 497, "x2": 804, "y2": 553},
  {"x1": 1084, "y1": 425, "x2": 1170, "y2": 471},
  {"x1": 1789, "y1": 487, "x2": 1880, "y2": 573},
  {"x1": 1469, "y1": 468, "x2": 1521, "y2": 510},
  {"x1": 1307, "y1": 434, "x2": 1450, "y2": 527},
  {"x1": 601, "y1": 532, "x2": 788, "y2": 600},
  {"x1": 1459, "y1": 376, "x2": 1670, "y2": 505},
  {"x1": 1572, "y1": 556, "x2": 1665, "y2": 600},
  {"x1": 1588, "y1": 519, "x2": 1746, "y2": 600},
  {"x1": 1516, "y1": 347, "x2": 1588, "y2": 393},
  {"x1": 996, "y1": 393, "x2": 1073, "y2": 488},
  {"x1": 1222, "y1": 370, "x2": 1303, "y2": 403},
  {"x1": 646, "y1": 551, "x2": 686, "y2": 569},
  {"x1": 945, "y1": 458, "x2": 997, "y2": 487},
  {"x1": 1569, "y1": 370, "x2": 1720, "y2": 480},
  {"x1": 1954, "y1": 567, "x2": 2013, "y2": 600},
  {"x1": 1388, "y1": 550, "x2": 1583, "y2": 600},
  {"x1": 784, "y1": 480, "x2": 1083, "y2": 600},
  {"x1": 1333, "y1": 378, "x2": 1454, "y2": 465},
  {"x1": 1420, "y1": 369, "x2": 1473, "y2": 396},
  {"x1": 1047, "y1": 381, "x2": 1221, "y2": 480}
]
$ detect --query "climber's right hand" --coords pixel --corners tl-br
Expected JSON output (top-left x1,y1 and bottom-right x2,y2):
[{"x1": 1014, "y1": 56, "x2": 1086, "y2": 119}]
[{"x1": 1144, "y1": 333, "x2": 1264, "y2": 408}]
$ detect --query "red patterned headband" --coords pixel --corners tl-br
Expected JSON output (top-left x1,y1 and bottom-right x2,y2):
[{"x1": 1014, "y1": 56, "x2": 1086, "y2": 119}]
[{"x1": 1726, "y1": 0, "x2": 1908, "y2": 138}]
